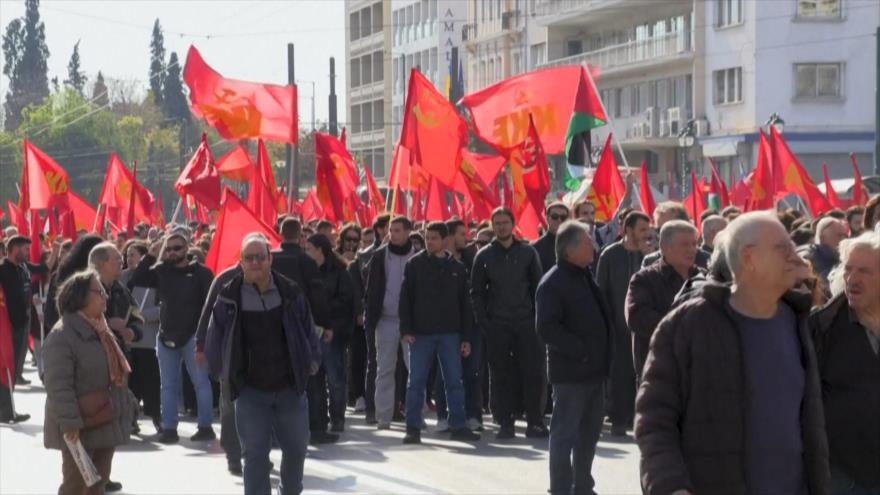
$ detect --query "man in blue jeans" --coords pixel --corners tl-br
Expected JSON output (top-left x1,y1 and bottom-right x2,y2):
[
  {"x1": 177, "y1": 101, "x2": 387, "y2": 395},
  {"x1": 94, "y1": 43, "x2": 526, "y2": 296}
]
[
  {"x1": 398, "y1": 222, "x2": 480, "y2": 444},
  {"x1": 205, "y1": 233, "x2": 321, "y2": 495},
  {"x1": 131, "y1": 233, "x2": 215, "y2": 444},
  {"x1": 537, "y1": 221, "x2": 613, "y2": 495}
]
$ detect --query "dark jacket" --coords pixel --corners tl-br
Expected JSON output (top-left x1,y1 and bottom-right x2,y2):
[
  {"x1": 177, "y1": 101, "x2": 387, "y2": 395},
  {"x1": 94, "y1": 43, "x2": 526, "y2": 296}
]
[
  {"x1": 103, "y1": 279, "x2": 144, "y2": 345},
  {"x1": 271, "y1": 242, "x2": 331, "y2": 328},
  {"x1": 318, "y1": 261, "x2": 356, "y2": 341},
  {"x1": 802, "y1": 243, "x2": 838, "y2": 286},
  {"x1": 531, "y1": 232, "x2": 556, "y2": 276},
  {"x1": 536, "y1": 260, "x2": 614, "y2": 384},
  {"x1": 195, "y1": 265, "x2": 240, "y2": 353},
  {"x1": 625, "y1": 260, "x2": 703, "y2": 377},
  {"x1": 642, "y1": 248, "x2": 711, "y2": 269},
  {"x1": 809, "y1": 294, "x2": 880, "y2": 488},
  {"x1": 362, "y1": 244, "x2": 415, "y2": 332},
  {"x1": 0, "y1": 259, "x2": 32, "y2": 329},
  {"x1": 128, "y1": 255, "x2": 213, "y2": 348},
  {"x1": 204, "y1": 270, "x2": 320, "y2": 400},
  {"x1": 470, "y1": 239, "x2": 543, "y2": 329},
  {"x1": 595, "y1": 240, "x2": 644, "y2": 336},
  {"x1": 635, "y1": 282, "x2": 830, "y2": 495},
  {"x1": 42, "y1": 313, "x2": 136, "y2": 450},
  {"x1": 398, "y1": 251, "x2": 472, "y2": 341}
]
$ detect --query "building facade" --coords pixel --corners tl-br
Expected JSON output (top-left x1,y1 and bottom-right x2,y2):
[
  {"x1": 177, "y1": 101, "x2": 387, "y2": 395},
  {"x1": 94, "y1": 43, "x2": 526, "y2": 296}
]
[
  {"x1": 345, "y1": 0, "x2": 393, "y2": 180},
  {"x1": 528, "y1": 0, "x2": 877, "y2": 194}
]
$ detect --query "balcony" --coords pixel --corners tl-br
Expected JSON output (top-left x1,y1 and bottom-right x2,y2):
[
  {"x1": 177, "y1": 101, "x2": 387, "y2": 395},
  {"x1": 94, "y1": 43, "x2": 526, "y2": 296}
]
[
  {"x1": 539, "y1": 31, "x2": 692, "y2": 75},
  {"x1": 535, "y1": 0, "x2": 676, "y2": 27},
  {"x1": 462, "y1": 23, "x2": 476, "y2": 42}
]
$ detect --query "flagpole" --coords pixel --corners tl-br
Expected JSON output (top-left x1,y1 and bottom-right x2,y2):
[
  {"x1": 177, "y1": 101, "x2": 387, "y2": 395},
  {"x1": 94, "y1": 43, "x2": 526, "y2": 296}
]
[
  {"x1": 583, "y1": 66, "x2": 630, "y2": 170},
  {"x1": 91, "y1": 204, "x2": 103, "y2": 233},
  {"x1": 170, "y1": 198, "x2": 184, "y2": 226}
]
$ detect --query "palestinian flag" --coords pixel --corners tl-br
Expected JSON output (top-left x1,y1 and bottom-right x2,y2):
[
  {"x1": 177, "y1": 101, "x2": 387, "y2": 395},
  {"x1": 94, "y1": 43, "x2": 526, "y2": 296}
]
[{"x1": 564, "y1": 67, "x2": 608, "y2": 159}]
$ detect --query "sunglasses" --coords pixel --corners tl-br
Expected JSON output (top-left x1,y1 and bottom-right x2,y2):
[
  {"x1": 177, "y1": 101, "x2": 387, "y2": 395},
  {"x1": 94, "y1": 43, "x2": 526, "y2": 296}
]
[
  {"x1": 165, "y1": 245, "x2": 186, "y2": 252},
  {"x1": 549, "y1": 213, "x2": 569, "y2": 221},
  {"x1": 242, "y1": 253, "x2": 268, "y2": 263}
]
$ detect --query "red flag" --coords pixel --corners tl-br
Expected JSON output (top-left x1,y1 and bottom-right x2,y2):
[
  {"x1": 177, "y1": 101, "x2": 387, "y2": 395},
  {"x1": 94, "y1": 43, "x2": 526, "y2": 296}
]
[
  {"x1": 460, "y1": 66, "x2": 606, "y2": 155},
  {"x1": 822, "y1": 162, "x2": 844, "y2": 209},
  {"x1": 769, "y1": 127, "x2": 832, "y2": 216},
  {"x1": 0, "y1": 287, "x2": 15, "y2": 388},
  {"x1": 175, "y1": 133, "x2": 221, "y2": 210},
  {"x1": 301, "y1": 189, "x2": 326, "y2": 223},
  {"x1": 515, "y1": 201, "x2": 543, "y2": 241},
  {"x1": 850, "y1": 153, "x2": 867, "y2": 206},
  {"x1": 638, "y1": 160, "x2": 656, "y2": 218},
  {"x1": 399, "y1": 69, "x2": 467, "y2": 186},
  {"x1": 97, "y1": 154, "x2": 154, "y2": 225},
  {"x1": 364, "y1": 166, "x2": 386, "y2": 222},
  {"x1": 586, "y1": 134, "x2": 626, "y2": 222},
  {"x1": 684, "y1": 172, "x2": 707, "y2": 229},
  {"x1": 67, "y1": 192, "x2": 97, "y2": 233},
  {"x1": 455, "y1": 150, "x2": 501, "y2": 219},
  {"x1": 247, "y1": 140, "x2": 279, "y2": 228},
  {"x1": 745, "y1": 130, "x2": 776, "y2": 211},
  {"x1": 6, "y1": 201, "x2": 28, "y2": 235},
  {"x1": 216, "y1": 145, "x2": 254, "y2": 182},
  {"x1": 59, "y1": 210, "x2": 77, "y2": 242},
  {"x1": 314, "y1": 132, "x2": 359, "y2": 223},
  {"x1": 47, "y1": 208, "x2": 60, "y2": 242},
  {"x1": 424, "y1": 177, "x2": 451, "y2": 221},
  {"x1": 389, "y1": 144, "x2": 430, "y2": 193},
  {"x1": 204, "y1": 189, "x2": 281, "y2": 274},
  {"x1": 277, "y1": 181, "x2": 290, "y2": 215},
  {"x1": 126, "y1": 161, "x2": 139, "y2": 237},
  {"x1": 153, "y1": 190, "x2": 166, "y2": 229},
  {"x1": 707, "y1": 158, "x2": 731, "y2": 208},
  {"x1": 29, "y1": 210, "x2": 44, "y2": 263},
  {"x1": 505, "y1": 114, "x2": 550, "y2": 216},
  {"x1": 183, "y1": 45, "x2": 298, "y2": 143},
  {"x1": 20, "y1": 139, "x2": 71, "y2": 211}
]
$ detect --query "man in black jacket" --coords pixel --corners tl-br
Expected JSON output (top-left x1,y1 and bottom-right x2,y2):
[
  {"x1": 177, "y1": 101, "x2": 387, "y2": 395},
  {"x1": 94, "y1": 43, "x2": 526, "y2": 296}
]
[
  {"x1": 130, "y1": 233, "x2": 215, "y2": 444},
  {"x1": 809, "y1": 231, "x2": 880, "y2": 493},
  {"x1": 399, "y1": 222, "x2": 480, "y2": 444},
  {"x1": 537, "y1": 221, "x2": 613, "y2": 495},
  {"x1": 471, "y1": 207, "x2": 548, "y2": 439},
  {"x1": 0, "y1": 236, "x2": 36, "y2": 423},
  {"x1": 271, "y1": 218, "x2": 331, "y2": 329},
  {"x1": 532, "y1": 202, "x2": 570, "y2": 276}
]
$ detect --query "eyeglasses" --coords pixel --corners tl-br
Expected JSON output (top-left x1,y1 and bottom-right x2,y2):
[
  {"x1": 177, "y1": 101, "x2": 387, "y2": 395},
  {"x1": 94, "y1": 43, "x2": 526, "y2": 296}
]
[
  {"x1": 242, "y1": 253, "x2": 268, "y2": 263},
  {"x1": 165, "y1": 245, "x2": 186, "y2": 252},
  {"x1": 89, "y1": 288, "x2": 108, "y2": 298},
  {"x1": 549, "y1": 213, "x2": 569, "y2": 221},
  {"x1": 345, "y1": 237, "x2": 361, "y2": 243}
]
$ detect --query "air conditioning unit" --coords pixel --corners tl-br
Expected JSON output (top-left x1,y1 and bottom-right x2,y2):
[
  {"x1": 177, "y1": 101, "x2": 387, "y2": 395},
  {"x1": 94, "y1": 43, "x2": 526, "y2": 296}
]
[
  {"x1": 659, "y1": 113, "x2": 670, "y2": 137},
  {"x1": 628, "y1": 123, "x2": 640, "y2": 138},
  {"x1": 694, "y1": 118, "x2": 710, "y2": 137},
  {"x1": 644, "y1": 107, "x2": 658, "y2": 138},
  {"x1": 667, "y1": 107, "x2": 682, "y2": 135},
  {"x1": 502, "y1": 10, "x2": 520, "y2": 30}
]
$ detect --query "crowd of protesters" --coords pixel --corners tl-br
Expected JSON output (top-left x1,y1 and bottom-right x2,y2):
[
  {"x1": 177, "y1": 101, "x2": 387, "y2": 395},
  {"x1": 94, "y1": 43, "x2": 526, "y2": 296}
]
[{"x1": 0, "y1": 190, "x2": 878, "y2": 495}]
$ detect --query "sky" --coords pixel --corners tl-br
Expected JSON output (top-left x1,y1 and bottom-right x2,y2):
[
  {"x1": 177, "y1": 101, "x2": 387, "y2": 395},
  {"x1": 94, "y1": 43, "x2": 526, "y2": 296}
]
[{"x1": 0, "y1": 0, "x2": 348, "y2": 126}]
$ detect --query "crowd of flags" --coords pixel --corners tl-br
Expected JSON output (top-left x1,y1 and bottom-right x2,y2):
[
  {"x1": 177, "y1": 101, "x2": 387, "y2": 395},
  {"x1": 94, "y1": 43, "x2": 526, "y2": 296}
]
[{"x1": 3, "y1": 45, "x2": 870, "y2": 276}]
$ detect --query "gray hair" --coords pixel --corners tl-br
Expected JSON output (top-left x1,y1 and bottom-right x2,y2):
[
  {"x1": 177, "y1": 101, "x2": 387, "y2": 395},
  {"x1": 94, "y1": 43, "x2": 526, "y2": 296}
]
[
  {"x1": 555, "y1": 220, "x2": 590, "y2": 263},
  {"x1": 723, "y1": 211, "x2": 780, "y2": 274},
  {"x1": 659, "y1": 220, "x2": 697, "y2": 249},
  {"x1": 815, "y1": 216, "x2": 842, "y2": 245},
  {"x1": 708, "y1": 230, "x2": 732, "y2": 281},
  {"x1": 88, "y1": 241, "x2": 120, "y2": 269},
  {"x1": 3, "y1": 226, "x2": 17, "y2": 238},
  {"x1": 828, "y1": 231, "x2": 880, "y2": 297},
  {"x1": 653, "y1": 201, "x2": 688, "y2": 225},
  {"x1": 240, "y1": 232, "x2": 271, "y2": 256},
  {"x1": 702, "y1": 215, "x2": 728, "y2": 235}
]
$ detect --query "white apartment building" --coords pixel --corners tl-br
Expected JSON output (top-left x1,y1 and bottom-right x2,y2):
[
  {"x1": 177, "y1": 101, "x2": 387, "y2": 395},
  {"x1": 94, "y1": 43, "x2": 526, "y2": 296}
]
[
  {"x1": 345, "y1": 0, "x2": 393, "y2": 180},
  {"x1": 530, "y1": 0, "x2": 877, "y2": 193},
  {"x1": 390, "y1": 0, "x2": 467, "y2": 144}
]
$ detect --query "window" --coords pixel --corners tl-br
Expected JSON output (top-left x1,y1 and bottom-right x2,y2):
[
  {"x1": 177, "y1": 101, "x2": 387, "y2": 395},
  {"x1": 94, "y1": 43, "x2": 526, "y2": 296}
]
[
  {"x1": 372, "y1": 2, "x2": 383, "y2": 34},
  {"x1": 713, "y1": 67, "x2": 742, "y2": 104},
  {"x1": 350, "y1": 12, "x2": 361, "y2": 41},
  {"x1": 361, "y1": 8, "x2": 372, "y2": 37},
  {"x1": 796, "y1": 0, "x2": 841, "y2": 18},
  {"x1": 351, "y1": 104, "x2": 361, "y2": 134},
  {"x1": 350, "y1": 58, "x2": 361, "y2": 87},
  {"x1": 372, "y1": 147, "x2": 385, "y2": 178},
  {"x1": 361, "y1": 55, "x2": 372, "y2": 85},
  {"x1": 530, "y1": 43, "x2": 545, "y2": 69},
  {"x1": 565, "y1": 38, "x2": 583, "y2": 57},
  {"x1": 373, "y1": 100, "x2": 384, "y2": 132},
  {"x1": 362, "y1": 102, "x2": 373, "y2": 132},
  {"x1": 373, "y1": 51, "x2": 383, "y2": 83},
  {"x1": 795, "y1": 63, "x2": 842, "y2": 98},
  {"x1": 716, "y1": 0, "x2": 743, "y2": 27}
]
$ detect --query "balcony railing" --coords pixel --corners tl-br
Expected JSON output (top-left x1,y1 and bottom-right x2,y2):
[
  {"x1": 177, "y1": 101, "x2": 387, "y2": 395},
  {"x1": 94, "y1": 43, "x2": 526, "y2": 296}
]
[
  {"x1": 535, "y1": 0, "x2": 621, "y2": 18},
  {"x1": 540, "y1": 31, "x2": 692, "y2": 72}
]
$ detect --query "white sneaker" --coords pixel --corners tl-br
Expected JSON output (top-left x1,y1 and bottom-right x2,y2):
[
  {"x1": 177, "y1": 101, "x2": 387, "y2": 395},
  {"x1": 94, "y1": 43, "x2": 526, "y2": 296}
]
[
  {"x1": 467, "y1": 418, "x2": 483, "y2": 431},
  {"x1": 377, "y1": 422, "x2": 391, "y2": 430},
  {"x1": 435, "y1": 419, "x2": 450, "y2": 433},
  {"x1": 354, "y1": 397, "x2": 366, "y2": 412}
]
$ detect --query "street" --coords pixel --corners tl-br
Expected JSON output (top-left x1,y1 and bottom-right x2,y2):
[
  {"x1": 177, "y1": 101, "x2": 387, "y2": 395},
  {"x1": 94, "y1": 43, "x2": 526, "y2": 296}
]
[{"x1": 0, "y1": 364, "x2": 642, "y2": 494}]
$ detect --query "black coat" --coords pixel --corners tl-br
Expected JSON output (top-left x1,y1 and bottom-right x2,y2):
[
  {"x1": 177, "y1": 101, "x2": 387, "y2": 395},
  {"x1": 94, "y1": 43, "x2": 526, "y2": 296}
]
[
  {"x1": 271, "y1": 242, "x2": 331, "y2": 328},
  {"x1": 470, "y1": 239, "x2": 543, "y2": 329},
  {"x1": 0, "y1": 259, "x2": 35, "y2": 329},
  {"x1": 809, "y1": 294, "x2": 880, "y2": 488},
  {"x1": 318, "y1": 261, "x2": 356, "y2": 340},
  {"x1": 398, "y1": 251, "x2": 472, "y2": 341},
  {"x1": 531, "y1": 232, "x2": 555, "y2": 276},
  {"x1": 635, "y1": 282, "x2": 830, "y2": 495},
  {"x1": 362, "y1": 244, "x2": 416, "y2": 332},
  {"x1": 536, "y1": 260, "x2": 613, "y2": 384}
]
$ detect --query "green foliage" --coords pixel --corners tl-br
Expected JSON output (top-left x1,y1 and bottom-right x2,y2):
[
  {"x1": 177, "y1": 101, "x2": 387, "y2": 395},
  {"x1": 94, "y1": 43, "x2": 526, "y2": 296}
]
[
  {"x1": 92, "y1": 71, "x2": 109, "y2": 107},
  {"x1": 2, "y1": 0, "x2": 50, "y2": 130},
  {"x1": 64, "y1": 40, "x2": 87, "y2": 96},
  {"x1": 149, "y1": 19, "x2": 166, "y2": 108},
  {"x1": 162, "y1": 52, "x2": 189, "y2": 123}
]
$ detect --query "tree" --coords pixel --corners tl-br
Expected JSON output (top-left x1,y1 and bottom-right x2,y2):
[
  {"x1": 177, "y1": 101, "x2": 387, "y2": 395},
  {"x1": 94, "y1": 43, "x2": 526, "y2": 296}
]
[
  {"x1": 64, "y1": 40, "x2": 87, "y2": 96},
  {"x1": 162, "y1": 51, "x2": 190, "y2": 123},
  {"x1": 2, "y1": 0, "x2": 50, "y2": 130},
  {"x1": 92, "y1": 71, "x2": 109, "y2": 107},
  {"x1": 149, "y1": 19, "x2": 166, "y2": 107}
]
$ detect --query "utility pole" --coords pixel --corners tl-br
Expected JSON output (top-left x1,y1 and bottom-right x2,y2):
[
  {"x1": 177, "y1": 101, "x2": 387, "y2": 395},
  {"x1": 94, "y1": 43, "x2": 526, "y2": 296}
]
[
  {"x1": 875, "y1": 26, "x2": 879, "y2": 174},
  {"x1": 286, "y1": 43, "x2": 299, "y2": 203},
  {"x1": 329, "y1": 57, "x2": 338, "y2": 137},
  {"x1": 311, "y1": 81, "x2": 316, "y2": 132}
]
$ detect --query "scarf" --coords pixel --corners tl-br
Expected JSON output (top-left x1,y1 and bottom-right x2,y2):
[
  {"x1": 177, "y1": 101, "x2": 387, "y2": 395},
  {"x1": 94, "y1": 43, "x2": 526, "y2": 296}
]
[
  {"x1": 78, "y1": 312, "x2": 132, "y2": 387},
  {"x1": 388, "y1": 240, "x2": 413, "y2": 256}
]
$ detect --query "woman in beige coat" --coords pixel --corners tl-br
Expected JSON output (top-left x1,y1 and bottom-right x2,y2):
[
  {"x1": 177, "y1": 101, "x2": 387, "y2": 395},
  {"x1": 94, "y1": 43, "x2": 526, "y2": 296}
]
[{"x1": 43, "y1": 270, "x2": 135, "y2": 495}]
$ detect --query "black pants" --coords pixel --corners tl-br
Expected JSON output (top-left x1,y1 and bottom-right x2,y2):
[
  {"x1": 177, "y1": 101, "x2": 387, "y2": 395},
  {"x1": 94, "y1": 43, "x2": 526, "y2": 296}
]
[
  {"x1": 12, "y1": 323, "x2": 28, "y2": 379},
  {"x1": 0, "y1": 385, "x2": 13, "y2": 417},
  {"x1": 549, "y1": 382, "x2": 605, "y2": 495},
  {"x1": 607, "y1": 327, "x2": 635, "y2": 428},
  {"x1": 128, "y1": 348, "x2": 161, "y2": 419},
  {"x1": 348, "y1": 325, "x2": 367, "y2": 403},
  {"x1": 307, "y1": 367, "x2": 329, "y2": 432},
  {"x1": 364, "y1": 327, "x2": 377, "y2": 415},
  {"x1": 485, "y1": 321, "x2": 546, "y2": 427},
  {"x1": 220, "y1": 383, "x2": 240, "y2": 464}
]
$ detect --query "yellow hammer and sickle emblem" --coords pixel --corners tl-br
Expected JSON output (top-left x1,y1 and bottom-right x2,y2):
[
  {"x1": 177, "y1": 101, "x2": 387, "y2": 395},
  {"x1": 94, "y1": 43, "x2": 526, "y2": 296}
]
[
  {"x1": 783, "y1": 163, "x2": 804, "y2": 192},
  {"x1": 117, "y1": 180, "x2": 132, "y2": 201},
  {"x1": 44, "y1": 171, "x2": 68, "y2": 194}
]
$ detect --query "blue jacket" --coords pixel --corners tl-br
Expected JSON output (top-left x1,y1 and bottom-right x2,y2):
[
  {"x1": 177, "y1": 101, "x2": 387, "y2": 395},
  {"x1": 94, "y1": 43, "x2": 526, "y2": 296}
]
[{"x1": 205, "y1": 270, "x2": 321, "y2": 400}]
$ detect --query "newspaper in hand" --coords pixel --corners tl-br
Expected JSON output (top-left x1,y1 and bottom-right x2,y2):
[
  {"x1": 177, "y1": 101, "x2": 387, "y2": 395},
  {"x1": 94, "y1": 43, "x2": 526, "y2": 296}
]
[{"x1": 63, "y1": 436, "x2": 102, "y2": 487}]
